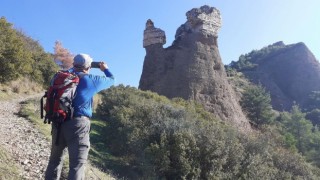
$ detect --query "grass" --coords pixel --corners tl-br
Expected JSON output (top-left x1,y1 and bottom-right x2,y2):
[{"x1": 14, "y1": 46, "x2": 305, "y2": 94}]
[
  {"x1": 0, "y1": 77, "x2": 44, "y2": 101},
  {"x1": 0, "y1": 146, "x2": 23, "y2": 179},
  {"x1": 19, "y1": 99, "x2": 52, "y2": 140},
  {"x1": 18, "y1": 98, "x2": 116, "y2": 179},
  {"x1": 90, "y1": 116, "x2": 140, "y2": 178},
  {"x1": 89, "y1": 119, "x2": 119, "y2": 172}
]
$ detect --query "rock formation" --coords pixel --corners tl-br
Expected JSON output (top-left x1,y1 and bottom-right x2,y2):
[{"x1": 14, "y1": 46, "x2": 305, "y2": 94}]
[
  {"x1": 139, "y1": 5, "x2": 250, "y2": 131},
  {"x1": 237, "y1": 42, "x2": 320, "y2": 111},
  {"x1": 143, "y1": 19, "x2": 166, "y2": 47}
]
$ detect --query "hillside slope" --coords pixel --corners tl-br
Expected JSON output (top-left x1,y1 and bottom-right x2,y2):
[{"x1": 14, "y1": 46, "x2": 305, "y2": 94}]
[{"x1": 229, "y1": 41, "x2": 320, "y2": 111}]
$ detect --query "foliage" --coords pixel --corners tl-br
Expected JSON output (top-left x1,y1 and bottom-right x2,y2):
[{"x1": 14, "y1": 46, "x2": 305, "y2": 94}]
[
  {"x1": 0, "y1": 77, "x2": 43, "y2": 101},
  {"x1": 227, "y1": 41, "x2": 320, "y2": 171},
  {"x1": 229, "y1": 55, "x2": 257, "y2": 71},
  {"x1": 0, "y1": 17, "x2": 58, "y2": 86},
  {"x1": 306, "y1": 109, "x2": 320, "y2": 126},
  {"x1": 278, "y1": 105, "x2": 313, "y2": 154},
  {"x1": 225, "y1": 65, "x2": 238, "y2": 77},
  {"x1": 53, "y1": 41, "x2": 74, "y2": 70},
  {"x1": 0, "y1": 17, "x2": 30, "y2": 82},
  {"x1": 305, "y1": 91, "x2": 320, "y2": 112},
  {"x1": 277, "y1": 105, "x2": 320, "y2": 167},
  {"x1": 229, "y1": 41, "x2": 286, "y2": 71},
  {"x1": 96, "y1": 85, "x2": 317, "y2": 179},
  {"x1": 240, "y1": 84, "x2": 274, "y2": 127}
]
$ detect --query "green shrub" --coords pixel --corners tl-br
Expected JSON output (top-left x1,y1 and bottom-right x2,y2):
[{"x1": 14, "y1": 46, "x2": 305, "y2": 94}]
[
  {"x1": 96, "y1": 85, "x2": 318, "y2": 179},
  {"x1": 0, "y1": 17, "x2": 58, "y2": 86}
]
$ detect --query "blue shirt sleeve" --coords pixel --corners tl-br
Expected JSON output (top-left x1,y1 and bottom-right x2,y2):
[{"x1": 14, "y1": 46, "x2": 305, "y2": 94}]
[
  {"x1": 72, "y1": 69, "x2": 115, "y2": 118},
  {"x1": 92, "y1": 69, "x2": 115, "y2": 92},
  {"x1": 104, "y1": 69, "x2": 113, "y2": 78}
]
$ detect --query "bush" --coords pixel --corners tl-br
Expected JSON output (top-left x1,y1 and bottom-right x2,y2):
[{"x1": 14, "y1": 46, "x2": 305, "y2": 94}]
[{"x1": 96, "y1": 85, "x2": 318, "y2": 179}]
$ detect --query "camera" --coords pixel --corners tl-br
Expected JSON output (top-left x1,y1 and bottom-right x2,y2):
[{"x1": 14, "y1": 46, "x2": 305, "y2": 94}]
[{"x1": 91, "y1": 62, "x2": 100, "y2": 68}]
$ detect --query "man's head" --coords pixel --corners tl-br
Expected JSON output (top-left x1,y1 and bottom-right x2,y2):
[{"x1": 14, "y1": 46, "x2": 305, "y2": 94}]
[{"x1": 73, "y1": 53, "x2": 93, "y2": 72}]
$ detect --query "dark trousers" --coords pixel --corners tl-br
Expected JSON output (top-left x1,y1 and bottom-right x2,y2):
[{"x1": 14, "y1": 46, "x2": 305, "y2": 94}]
[{"x1": 45, "y1": 116, "x2": 91, "y2": 180}]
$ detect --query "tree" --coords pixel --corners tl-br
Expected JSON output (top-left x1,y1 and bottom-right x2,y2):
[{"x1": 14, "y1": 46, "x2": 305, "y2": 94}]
[
  {"x1": 0, "y1": 17, "x2": 33, "y2": 82},
  {"x1": 306, "y1": 109, "x2": 320, "y2": 126},
  {"x1": 16, "y1": 30, "x2": 58, "y2": 85},
  {"x1": 305, "y1": 91, "x2": 320, "y2": 111},
  {"x1": 53, "y1": 41, "x2": 73, "y2": 70},
  {"x1": 240, "y1": 85, "x2": 274, "y2": 127},
  {"x1": 0, "y1": 17, "x2": 58, "y2": 85},
  {"x1": 280, "y1": 105, "x2": 313, "y2": 155}
]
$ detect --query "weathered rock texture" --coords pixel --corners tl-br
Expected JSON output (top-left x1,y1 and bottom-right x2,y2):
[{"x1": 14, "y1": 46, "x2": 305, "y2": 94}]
[
  {"x1": 143, "y1": 19, "x2": 166, "y2": 47},
  {"x1": 240, "y1": 42, "x2": 320, "y2": 111},
  {"x1": 139, "y1": 5, "x2": 250, "y2": 131}
]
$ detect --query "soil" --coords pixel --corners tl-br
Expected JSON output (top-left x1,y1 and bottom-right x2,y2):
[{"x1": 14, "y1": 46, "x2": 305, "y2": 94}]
[{"x1": 0, "y1": 95, "x2": 50, "y2": 179}]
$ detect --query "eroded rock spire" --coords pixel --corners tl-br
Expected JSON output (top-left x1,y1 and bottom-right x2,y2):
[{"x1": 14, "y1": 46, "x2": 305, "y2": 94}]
[
  {"x1": 143, "y1": 19, "x2": 166, "y2": 47},
  {"x1": 139, "y1": 5, "x2": 250, "y2": 132}
]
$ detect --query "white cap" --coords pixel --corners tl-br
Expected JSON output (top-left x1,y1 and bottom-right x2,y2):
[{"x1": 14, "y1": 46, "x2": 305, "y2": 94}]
[{"x1": 73, "y1": 53, "x2": 93, "y2": 68}]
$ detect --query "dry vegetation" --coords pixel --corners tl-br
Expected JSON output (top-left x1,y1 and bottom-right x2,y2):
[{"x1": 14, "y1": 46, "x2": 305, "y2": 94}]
[
  {"x1": 0, "y1": 146, "x2": 22, "y2": 179},
  {"x1": 0, "y1": 77, "x2": 44, "y2": 100}
]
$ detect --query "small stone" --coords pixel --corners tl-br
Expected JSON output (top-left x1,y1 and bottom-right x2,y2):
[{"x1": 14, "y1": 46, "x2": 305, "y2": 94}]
[{"x1": 23, "y1": 159, "x2": 29, "y2": 165}]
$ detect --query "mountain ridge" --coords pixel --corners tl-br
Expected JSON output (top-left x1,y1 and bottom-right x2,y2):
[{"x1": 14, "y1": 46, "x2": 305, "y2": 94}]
[{"x1": 229, "y1": 41, "x2": 320, "y2": 111}]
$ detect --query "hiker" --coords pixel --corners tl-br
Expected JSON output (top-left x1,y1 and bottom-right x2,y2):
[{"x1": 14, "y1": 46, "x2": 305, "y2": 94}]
[{"x1": 45, "y1": 53, "x2": 115, "y2": 179}]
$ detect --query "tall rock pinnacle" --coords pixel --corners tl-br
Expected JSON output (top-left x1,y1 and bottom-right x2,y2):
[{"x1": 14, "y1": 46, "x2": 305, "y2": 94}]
[
  {"x1": 143, "y1": 19, "x2": 166, "y2": 47},
  {"x1": 139, "y1": 5, "x2": 250, "y2": 131}
]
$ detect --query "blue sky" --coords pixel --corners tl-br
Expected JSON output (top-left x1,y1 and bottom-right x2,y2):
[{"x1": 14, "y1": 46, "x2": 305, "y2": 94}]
[{"x1": 1, "y1": 0, "x2": 319, "y2": 87}]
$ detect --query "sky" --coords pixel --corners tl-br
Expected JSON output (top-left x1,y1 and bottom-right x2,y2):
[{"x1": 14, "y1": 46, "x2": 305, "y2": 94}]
[{"x1": 1, "y1": 0, "x2": 319, "y2": 87}]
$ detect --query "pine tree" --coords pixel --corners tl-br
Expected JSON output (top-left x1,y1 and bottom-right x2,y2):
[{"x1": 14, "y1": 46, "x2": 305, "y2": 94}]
[
  {"x1": 306, "y1": 109, "x2": 320, "y2": 126},
  {"x1": 240, "y1": 85, "x2": 274, "y2": 127},
  {"x1": 305, "y1": 91, "x2": 320, "y2": 111},
  {"x1": 282, "y1": 105, "x2": 313, "y2": 154}
]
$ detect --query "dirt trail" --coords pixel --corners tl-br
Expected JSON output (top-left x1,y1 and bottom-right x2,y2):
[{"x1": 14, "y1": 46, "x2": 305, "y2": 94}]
[
  {"x1": 0, "y1": 94, "x2": 116, "y2": 179},
  {"x1": 0, "y1": 95, "x2": 50, "y2": 179}
]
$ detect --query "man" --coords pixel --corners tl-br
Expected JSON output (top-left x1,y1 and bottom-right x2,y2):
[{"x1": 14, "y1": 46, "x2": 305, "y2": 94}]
[{"x1": 45, "y1": 53, "x2": 115, "y2": 179}]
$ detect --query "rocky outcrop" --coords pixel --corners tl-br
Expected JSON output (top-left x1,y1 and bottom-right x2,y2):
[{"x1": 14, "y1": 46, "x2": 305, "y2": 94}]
[
  {"x1": 239, "y1": 42, "x2": 320, "y2": 111},
  {"x1": 176, "y1": 5, "x2": 221, "y2": 38},
  {"x1": 139, "y1": 5, "x2": 250, "y2": 131},
  {"x1": 143, "y1": 19, "x2": 166, "y2": 47}
]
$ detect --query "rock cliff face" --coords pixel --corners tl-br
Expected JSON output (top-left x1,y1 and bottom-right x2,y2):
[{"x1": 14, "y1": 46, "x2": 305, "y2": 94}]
[
  {"x1": 238, "y1": 42, "x2": 320, "y2": 111},
  {"x1": 139, "y1": 5, "x2": 250, "y2": 131}
]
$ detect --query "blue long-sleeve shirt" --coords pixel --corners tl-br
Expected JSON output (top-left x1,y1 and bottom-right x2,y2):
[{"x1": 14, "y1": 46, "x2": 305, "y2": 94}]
[{"x1": 71, "y1": 69, "x2": 114, "y2": 118}]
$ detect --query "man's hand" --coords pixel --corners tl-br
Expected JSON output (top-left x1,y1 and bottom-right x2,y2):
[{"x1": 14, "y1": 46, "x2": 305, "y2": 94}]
[{"x1": 99, "y1": 62, "x2": 108, "y2": 71}]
